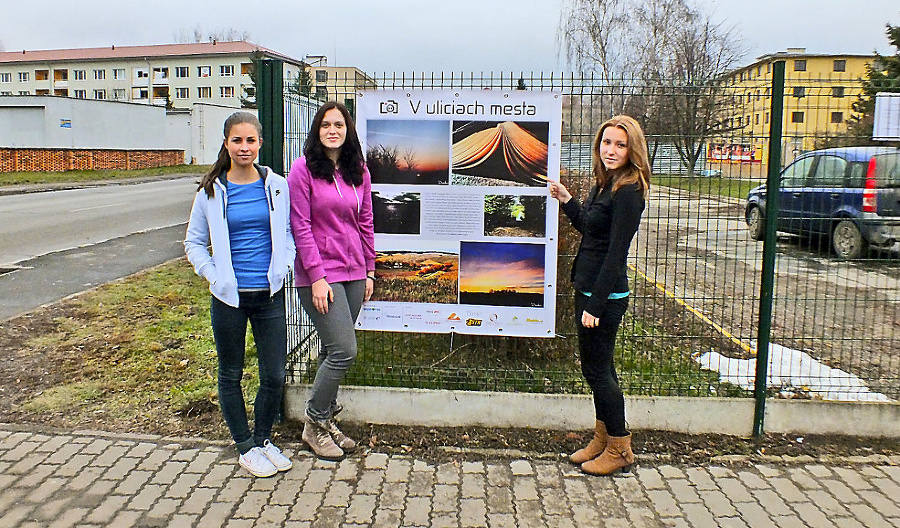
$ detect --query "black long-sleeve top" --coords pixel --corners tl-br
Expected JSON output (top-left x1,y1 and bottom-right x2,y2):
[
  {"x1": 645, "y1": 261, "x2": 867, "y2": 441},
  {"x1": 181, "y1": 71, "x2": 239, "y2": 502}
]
[{"x1": 561, "y1": 180, "x2": 645, "y2": 317}]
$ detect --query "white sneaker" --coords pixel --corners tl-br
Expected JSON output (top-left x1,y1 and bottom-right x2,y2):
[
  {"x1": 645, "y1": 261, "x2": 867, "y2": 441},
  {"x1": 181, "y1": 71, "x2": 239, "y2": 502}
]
[
  {"x1": 261, "y1": 440, "x2": 293, "y2": 472},
  {"x1": 239, "y1": 446, "x2": 278, "y2": 477}
]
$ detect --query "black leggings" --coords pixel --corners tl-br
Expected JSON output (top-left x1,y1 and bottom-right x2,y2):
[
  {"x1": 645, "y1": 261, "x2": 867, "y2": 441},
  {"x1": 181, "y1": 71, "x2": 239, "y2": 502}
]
[{"x1": 575, "y1": 293, "x2": 629, "y2": 436}]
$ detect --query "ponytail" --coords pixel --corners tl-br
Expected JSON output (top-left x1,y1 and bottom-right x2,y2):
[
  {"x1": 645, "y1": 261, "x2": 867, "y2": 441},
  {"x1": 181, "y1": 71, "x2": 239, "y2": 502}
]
[{"x1": 198, "y1": 145, "x2": 231, "y2": 198}]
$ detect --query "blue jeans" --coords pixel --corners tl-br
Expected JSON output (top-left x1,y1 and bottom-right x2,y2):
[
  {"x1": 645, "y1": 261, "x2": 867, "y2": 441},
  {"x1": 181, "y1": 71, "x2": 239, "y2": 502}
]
[
  {"x1": 297, "y1": 280, "x2": 365, "y2": 422},
  {"x1": 210, "y1": 288, "x2": 286, "y2": 454},
  {"x1": 575, "y1": 293, "x2": 629, "y2": 436}
]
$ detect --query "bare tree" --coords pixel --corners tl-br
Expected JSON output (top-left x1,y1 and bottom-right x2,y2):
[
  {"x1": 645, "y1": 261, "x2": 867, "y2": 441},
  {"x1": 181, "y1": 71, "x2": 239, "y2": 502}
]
[
  {"x1": 558, "y1": 0, "x2": 745, "y2": 174},
  {"x1": 402, "y1": 147, "x2": 418, "y2": 172},
  {"x1": 174, "y1": 26, "x2": 250, "y2": 44}
]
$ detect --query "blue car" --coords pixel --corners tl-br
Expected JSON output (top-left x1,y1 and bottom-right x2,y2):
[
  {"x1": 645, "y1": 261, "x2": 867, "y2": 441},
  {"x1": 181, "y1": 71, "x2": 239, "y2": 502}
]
[{"x1": 745, "y1": 147, "x2": 900, "y2": 259}]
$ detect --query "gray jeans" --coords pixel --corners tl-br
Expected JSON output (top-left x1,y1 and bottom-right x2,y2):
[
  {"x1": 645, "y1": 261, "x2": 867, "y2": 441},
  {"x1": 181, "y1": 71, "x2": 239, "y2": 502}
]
[{"x1": 298, "y1": 280, "x2": 365, "y2": 421}]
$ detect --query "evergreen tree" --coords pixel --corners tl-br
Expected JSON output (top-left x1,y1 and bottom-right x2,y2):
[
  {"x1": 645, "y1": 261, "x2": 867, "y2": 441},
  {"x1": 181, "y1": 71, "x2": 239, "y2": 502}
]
[{"x1": 846, "y1": 23, "x2": 900, "y2": 142}]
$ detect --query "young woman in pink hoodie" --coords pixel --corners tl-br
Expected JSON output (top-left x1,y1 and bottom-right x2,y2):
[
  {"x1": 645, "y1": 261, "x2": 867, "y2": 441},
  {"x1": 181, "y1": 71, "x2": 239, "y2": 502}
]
[{"x1": 287, "y1": 101, "x2": 375, "y2": 460}]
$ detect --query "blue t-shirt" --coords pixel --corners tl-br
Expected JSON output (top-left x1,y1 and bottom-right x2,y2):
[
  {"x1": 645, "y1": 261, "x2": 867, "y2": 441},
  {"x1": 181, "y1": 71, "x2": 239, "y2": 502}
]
[{"x1": 226, "y1": 179, "x2": 272, "y2": 289}]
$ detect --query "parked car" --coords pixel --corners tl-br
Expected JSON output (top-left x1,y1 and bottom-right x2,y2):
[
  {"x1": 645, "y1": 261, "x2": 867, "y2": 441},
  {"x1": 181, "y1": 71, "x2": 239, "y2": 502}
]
[{"x1": 745, "y1": 146, "x2": 900, "y2": 259}]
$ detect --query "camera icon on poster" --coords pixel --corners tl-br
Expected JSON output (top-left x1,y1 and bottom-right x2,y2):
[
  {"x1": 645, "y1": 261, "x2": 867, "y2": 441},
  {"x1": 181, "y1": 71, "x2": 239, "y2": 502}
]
[{"x1": 380, "y1": 100, "x2": 399, "y2": 114}]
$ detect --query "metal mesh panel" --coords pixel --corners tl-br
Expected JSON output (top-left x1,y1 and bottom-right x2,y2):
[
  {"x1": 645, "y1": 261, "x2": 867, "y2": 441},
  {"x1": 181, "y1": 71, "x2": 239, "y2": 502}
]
[{"x1": 282, "y1": 71, "x2": 899, "y2": 403}]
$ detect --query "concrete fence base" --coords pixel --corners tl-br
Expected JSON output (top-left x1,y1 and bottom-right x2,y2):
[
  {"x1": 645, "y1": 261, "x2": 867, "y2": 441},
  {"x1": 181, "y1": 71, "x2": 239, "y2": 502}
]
[{"x1": 285, "y1": 385, "x2": 900, "y2": 438}]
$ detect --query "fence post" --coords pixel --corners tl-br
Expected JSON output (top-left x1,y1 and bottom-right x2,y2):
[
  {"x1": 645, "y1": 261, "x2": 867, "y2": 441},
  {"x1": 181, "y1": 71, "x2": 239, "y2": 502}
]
[
  {"x1": 257, "y1": 59, "x2": 284, "y2": 176},
  {"x1": 753, "y1": 60, "x2": 785, "y2": 437}
]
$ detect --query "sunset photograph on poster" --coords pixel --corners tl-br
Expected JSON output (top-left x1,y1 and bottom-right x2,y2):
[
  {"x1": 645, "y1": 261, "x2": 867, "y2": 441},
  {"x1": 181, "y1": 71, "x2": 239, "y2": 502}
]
[
  {"x1": 366, "y1": 120, "x2": 450, "y2": 185},
  {"x1": 458, "y1": 241, "x2": 545, "y2": 307},
  {"x1": 451, "y1": 121, "x2": 549, "y2": 187}
]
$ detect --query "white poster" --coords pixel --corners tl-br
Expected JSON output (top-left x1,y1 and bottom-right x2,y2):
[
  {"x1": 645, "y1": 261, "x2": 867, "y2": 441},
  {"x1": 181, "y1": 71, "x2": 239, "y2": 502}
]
[
  {"x1": 355, "y1": 89, "x2": 562, "y2": 337},
  {"x1": 873, "y1": 92, "x2": 900, "y2": 141}
]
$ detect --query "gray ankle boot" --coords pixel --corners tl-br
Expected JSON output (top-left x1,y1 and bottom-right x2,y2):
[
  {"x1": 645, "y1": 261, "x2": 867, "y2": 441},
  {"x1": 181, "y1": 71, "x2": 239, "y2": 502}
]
[
  {"x1": 302, "y1": 414, "x2": 344, "y2": 461},
  {"x1": 324, "y1": 419, "x2": 356, "y2": 452}
]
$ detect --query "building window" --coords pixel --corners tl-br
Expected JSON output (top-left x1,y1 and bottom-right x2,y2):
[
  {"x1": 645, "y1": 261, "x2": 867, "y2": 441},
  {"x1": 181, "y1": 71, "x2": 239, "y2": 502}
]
[
  {"x1": 18, "y1": 72, "x2": 29, "y2": 82},
  {"x1": 134, "y1": 68, "x2": 149, "y2": 79},
  {"x1": 316, "y1": 86, "x2": 327, "y2": 99},
  {"x1": 94, "y1": 69, "x2": 106, "y2": 80},
  {"x1": 739, "y1": 71, "x2": 745, "y2": 81},
  {"x1": 198, "y1": 86, "x2": 211, "y2": 98},
  {"x1": 113, "y1": 68, "x2": 125, "y2": 80},
  {"x1": 794, "y1": 60, "x2": 806, "y2": 71},
  {"x1": 766, "y1": 62, "x2": 771, "y2": 74},
  {"x1": 18, "y1": 91, "x2": 30, "y2": 95},
  {"x1": 241, "y1": 63, "x2": 252, "y2": 75},
  {"x1": 153, "y1": 67, "x2": 169, "y2": 80},
  {"x1": 94, "y1": 89, "x2": 107, "y2": 100},
  {"x1": 35, "y1": 70, "x2": 49, "y2": 81},
  {"x1": 54, "y1": 70, "x2": 68, "y2": 82},
  {"x1": 832, "y1": 86, "x2": 845, "y2": 98},
  {"x1": 737, "y1": 116, "x2": 743, "y2": 127},
  {"x1": 757, "y1": 66, "x2": 761, "y2": 76},
  {"x1": 0, "y1": 91, "x2": 12, "y2": 96},
  {"x1": 831, "y1": 112, "x2": 843, "y2": 123},
  {"x1": 74, "y1": 89, "x2": 87, "y2": 98},
  {"x1": 242, "y1": 85, "x2": 256, "y2": 99},
  {"x1": 833, "y1": 59, "x2": 846, "y2": 72},
  {"x1": 792, "y1": 86, "x2": 805, "y2": 98},
  {"x1": 175, "y1": 87, "x2": 189, "y2": 99},
  {"x1": 0, "y1": 73, "x2": 10, "y2": 83},
  {"x1": 316, "y1": 70, "x2": 328, "y2": 82},
  {"x1": 73, "y1": 70, "x2": 86, "y2": 81},
  {"x1": 132, "y1": 87, "x2": 148, "y2": 99},
  {"x1": 755, "y1": 114, "x2": 760, "y2": 125},
  {"x1": 746, "y1": 92, "x2": 752, "y2": 102},
  {"x1": 791, "y1": 111, "x2": 805, "y2": 123},
  {"x1": 198, "y1": 66, "x2": 211, "y2": 78},
  {"x1": 113, "y1": 88, "x2": 126, "y2": 100},
  {"x1": 175, "y1": 66, "x2": 189, "y2": 78},
  {"x1": 765, "y1": 112, "x2": 769, "y2": 124},
  {"x1": 220, "y1": 65, "x2": 234, "y2": 77},
  {"x1": 220, "y1": 86, "x2": 235, "y2": 98}
]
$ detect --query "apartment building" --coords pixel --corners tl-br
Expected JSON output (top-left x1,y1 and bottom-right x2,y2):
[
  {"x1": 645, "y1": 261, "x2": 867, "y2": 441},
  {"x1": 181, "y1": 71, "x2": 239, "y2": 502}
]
[
  {"x1": 307, "y1": 65, "x2": 377, "y2": 115},
  {"x1": 720, "y1": 48, "x2": 874, "y2": 166},
  {"x1": 0, "y1": 41, "x2": 306, "y2": 109}
]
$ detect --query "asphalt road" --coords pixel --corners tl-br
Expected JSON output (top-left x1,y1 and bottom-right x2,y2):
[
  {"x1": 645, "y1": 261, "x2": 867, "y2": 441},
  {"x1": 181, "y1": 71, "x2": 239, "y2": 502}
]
[{"x1": 0, "y1": 177, "x2": 199, "y2": 321}]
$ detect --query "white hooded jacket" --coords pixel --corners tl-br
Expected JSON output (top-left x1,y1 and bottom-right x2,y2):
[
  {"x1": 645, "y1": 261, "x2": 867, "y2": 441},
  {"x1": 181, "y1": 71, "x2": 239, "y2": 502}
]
[{"x1": 184, "y1": 165, "x2": 295, "y2": 307}]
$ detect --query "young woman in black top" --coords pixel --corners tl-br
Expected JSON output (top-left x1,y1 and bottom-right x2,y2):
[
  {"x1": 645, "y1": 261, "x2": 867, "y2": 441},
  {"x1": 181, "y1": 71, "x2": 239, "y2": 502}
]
[{"x1": 548, "y1": 115, "x2": 650, "y2": 476}]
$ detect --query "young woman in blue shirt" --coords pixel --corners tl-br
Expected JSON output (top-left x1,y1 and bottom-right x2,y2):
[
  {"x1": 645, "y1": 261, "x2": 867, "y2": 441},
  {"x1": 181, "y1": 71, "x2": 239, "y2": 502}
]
[{"x1": 185, "y1": 112, "x2": 296, "y2": 478}]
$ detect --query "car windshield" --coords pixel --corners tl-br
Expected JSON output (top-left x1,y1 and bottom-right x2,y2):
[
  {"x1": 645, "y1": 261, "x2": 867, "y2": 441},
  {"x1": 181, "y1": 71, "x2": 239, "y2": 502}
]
[{"x1": 873, "y1": 153, "x2": 900, "y2": 188}]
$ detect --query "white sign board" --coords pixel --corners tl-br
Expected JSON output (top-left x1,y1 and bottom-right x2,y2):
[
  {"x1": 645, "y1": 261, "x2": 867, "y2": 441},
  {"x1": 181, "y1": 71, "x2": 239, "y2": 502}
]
[
  {"x1": 355, "y1": 89, "x2": 562, "y2": 337},
  {"x1": 873, "y1": 92, "x2": 900, "y2": 141}
]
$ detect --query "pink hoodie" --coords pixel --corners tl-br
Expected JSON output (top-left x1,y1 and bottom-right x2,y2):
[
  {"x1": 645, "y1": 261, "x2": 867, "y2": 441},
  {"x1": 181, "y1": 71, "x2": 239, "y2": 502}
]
[{"x1": 287, "y1": 156, "x2": 375, "y2": 287}]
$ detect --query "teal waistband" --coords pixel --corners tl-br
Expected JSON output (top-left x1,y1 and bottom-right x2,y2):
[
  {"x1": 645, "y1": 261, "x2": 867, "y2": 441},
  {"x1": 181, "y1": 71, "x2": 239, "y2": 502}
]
[{"x1": 580, "y1": 291, "x2": 630, "y2": 299}]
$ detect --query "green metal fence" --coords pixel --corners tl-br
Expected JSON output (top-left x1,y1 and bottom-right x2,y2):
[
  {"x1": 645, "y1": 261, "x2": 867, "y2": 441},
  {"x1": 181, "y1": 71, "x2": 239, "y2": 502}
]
[{"x1": 265, "y1": 67, "x2": 900, "y2": 421}]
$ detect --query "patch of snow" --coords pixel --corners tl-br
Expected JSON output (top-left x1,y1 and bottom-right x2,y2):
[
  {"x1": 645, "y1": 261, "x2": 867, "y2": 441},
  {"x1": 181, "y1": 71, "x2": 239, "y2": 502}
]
[{"x1": 696, "y1": 343, "x2": 891, "y2": 402}]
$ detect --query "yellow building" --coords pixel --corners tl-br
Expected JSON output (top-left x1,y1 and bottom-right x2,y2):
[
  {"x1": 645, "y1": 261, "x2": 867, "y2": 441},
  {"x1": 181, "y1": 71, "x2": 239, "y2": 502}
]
[
  {"x1": 718, "y1": 48, "x2": 874, "y2": 171},
  {"x1": 304, "y1": 60, "x2": 377, "y2": 115}
]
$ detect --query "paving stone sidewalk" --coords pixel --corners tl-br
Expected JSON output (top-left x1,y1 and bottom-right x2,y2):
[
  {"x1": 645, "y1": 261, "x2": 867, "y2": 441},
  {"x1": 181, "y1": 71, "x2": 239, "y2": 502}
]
[{"x1": 1, "y1": 425, "x2": 898, "y2": 528}]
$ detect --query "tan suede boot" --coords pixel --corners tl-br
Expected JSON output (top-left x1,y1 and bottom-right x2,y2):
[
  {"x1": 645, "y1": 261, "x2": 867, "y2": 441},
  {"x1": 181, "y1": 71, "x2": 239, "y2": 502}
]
[
  {"x1": 581, "y1": 433, "x2": 634, "y2": 476},
  {"x1": 302, "y1": 414, "x2": 345, "y2": 461},
  {"x1": 569, "y1": 420, "x2": 607, "y2": 464},
  {"x1": 324, "y1": 418, "x2": 356, "y2": 452}
]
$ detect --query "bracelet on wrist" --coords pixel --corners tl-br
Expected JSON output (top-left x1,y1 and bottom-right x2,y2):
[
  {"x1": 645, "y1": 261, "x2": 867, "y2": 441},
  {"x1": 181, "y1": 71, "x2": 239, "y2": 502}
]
[{"x1": 366, "y1": 275, "x2": 376, "y2": 281}]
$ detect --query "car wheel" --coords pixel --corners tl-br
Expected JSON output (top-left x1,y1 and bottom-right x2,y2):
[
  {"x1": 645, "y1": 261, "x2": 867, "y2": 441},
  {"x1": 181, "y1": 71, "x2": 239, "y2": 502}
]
[
  {"x1": 832, "y1": 220, "x2": 867, "y2": 259},
  {"x1": 747, "y1": 206, "x2": 765, "y2": 241}
]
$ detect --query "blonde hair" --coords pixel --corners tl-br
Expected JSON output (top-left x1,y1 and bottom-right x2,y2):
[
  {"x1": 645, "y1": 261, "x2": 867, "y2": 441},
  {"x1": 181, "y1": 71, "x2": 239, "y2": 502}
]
[{"x1": 592, "y1": 115, "x2": 651, "y2": 199}]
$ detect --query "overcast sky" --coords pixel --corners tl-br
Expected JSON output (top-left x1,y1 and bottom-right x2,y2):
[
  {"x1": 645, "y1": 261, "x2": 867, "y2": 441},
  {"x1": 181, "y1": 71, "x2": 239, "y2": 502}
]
[{"x1": 1, "y1": 1, "x2": 897, "y2": 73}]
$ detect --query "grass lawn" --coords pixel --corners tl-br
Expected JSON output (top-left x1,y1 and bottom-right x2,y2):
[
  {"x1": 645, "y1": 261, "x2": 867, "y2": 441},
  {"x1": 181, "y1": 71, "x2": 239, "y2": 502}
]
[
  {"x1": 0, "y1": 164, "x2": 209, "y2": 187},
  {"x1": 653, "y1": 174, "x2": 759, "y2": 200}
]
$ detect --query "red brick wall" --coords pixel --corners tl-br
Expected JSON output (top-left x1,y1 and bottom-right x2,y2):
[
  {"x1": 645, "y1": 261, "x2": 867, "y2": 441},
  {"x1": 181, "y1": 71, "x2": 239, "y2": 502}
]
[{"x1": 0, "y1": 148, "x2": 185, "y2": 173}]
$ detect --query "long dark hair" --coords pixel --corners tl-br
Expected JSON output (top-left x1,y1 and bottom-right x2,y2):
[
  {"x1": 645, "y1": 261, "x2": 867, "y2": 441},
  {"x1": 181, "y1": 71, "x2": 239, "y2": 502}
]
[
  {"x1": 198, "y1": 112, "x2": 263, "y2": 198},
  {"x1": 303, "y1": 101, "x2": 365, "y2": 186}
]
